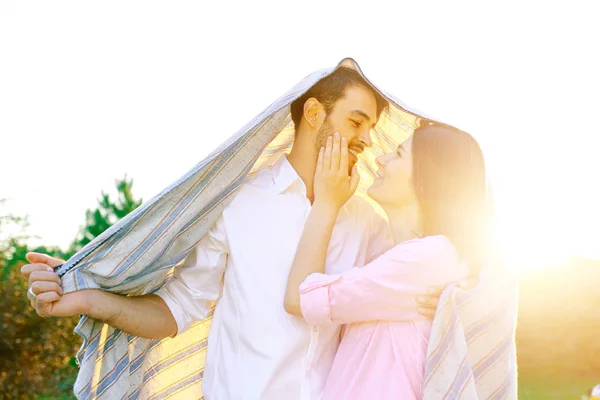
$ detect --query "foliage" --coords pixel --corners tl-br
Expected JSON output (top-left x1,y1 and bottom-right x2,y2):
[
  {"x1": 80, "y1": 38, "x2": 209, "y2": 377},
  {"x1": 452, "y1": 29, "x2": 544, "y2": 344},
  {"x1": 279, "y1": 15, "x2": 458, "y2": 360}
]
[
  {"x1": 0, "y1": 262, "x2": 80, "y2": 399},
  {"x1": 68, "y1": 175, "x2": 142, "y2": 254},
  {"x1": 0, "y1": 177, "x2": 141, "y2": 399},
  {"x1": 0, "y1": 201, "x2": 71, "y2": 280}
]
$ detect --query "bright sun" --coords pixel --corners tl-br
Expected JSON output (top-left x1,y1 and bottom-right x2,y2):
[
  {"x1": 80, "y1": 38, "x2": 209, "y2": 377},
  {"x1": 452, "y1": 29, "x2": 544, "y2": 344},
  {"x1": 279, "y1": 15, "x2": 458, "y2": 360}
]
[
  {"x1": 483, "y1": 143, "x2": 600, "y2": 271},
  {"x1": 493, "y1": 206, "x2": 584, "y2": 271}
]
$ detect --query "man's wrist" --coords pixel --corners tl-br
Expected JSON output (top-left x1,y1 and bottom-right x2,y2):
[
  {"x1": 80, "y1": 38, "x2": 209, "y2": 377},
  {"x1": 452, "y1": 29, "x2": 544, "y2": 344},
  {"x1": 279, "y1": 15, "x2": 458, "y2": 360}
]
[{"x1": 76, "y1": 289, "x2": 101, "y2": 317}]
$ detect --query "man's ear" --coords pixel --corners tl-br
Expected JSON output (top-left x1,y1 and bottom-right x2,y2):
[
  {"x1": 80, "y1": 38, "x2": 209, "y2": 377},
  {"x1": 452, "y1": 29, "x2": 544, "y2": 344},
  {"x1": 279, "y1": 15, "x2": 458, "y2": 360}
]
[{"x1": 303, "y1": 98, "x2": 324, "y2": 129}]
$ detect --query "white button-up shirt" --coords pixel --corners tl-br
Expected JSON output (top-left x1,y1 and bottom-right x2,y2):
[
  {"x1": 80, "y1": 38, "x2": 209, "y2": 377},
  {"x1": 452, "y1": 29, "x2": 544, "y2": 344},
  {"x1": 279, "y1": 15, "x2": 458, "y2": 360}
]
[{"x1": 156, "y1": 155, "x2": 391, "y2": 400}]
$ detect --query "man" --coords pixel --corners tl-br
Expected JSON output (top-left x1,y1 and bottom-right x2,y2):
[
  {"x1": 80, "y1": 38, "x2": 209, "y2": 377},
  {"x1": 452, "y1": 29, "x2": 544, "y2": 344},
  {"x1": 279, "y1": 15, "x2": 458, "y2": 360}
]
[{"x1": 22, "y1": 67, "x2": 443, "y2": 399}]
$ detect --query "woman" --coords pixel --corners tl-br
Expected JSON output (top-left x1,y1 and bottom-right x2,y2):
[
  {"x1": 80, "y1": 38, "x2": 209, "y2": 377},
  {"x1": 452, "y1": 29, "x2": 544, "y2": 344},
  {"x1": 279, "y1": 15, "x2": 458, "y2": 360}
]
[{"x1": 284, "y1": 120, "x2": 489, "y2": 399}]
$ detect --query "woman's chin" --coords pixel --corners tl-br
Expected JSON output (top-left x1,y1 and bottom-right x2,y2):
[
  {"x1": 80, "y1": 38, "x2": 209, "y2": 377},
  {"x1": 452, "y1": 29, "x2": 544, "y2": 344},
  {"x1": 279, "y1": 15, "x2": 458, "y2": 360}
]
[
  {"x1": 366, "y1": 184, "x2": 380, "y2": 202},
  {"x1": 367, "y1": 181, "x2": 395, "y2": 209}
]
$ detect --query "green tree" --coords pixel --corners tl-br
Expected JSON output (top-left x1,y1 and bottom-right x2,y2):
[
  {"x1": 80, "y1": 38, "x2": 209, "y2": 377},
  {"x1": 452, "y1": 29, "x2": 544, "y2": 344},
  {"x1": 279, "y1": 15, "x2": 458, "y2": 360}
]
[
  {"x1": 0, "y1": 200, "x2": 28, "y2": 278},
  {"x1": 0, "y1": 177, "x2": 142, "y2": 399},
  {"x1": 68, "y1": 175, "x2": 142, "y2": 255},
  {"x1": 0, "y1": 200, "x2": 81, "y2": 399},
  {"x1": 1, "y1": 200, "x2": 71, "y2": 280}
]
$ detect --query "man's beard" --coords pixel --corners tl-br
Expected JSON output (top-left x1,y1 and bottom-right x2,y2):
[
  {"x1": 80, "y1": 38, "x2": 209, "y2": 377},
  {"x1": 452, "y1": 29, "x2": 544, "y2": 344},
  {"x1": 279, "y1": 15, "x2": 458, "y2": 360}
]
[
  {"x1": 315, "y1": 117, "x2": 355, "y2": 173},
  {"x1": 315, "y1": 117, "x2": 334, "y2": 152}
]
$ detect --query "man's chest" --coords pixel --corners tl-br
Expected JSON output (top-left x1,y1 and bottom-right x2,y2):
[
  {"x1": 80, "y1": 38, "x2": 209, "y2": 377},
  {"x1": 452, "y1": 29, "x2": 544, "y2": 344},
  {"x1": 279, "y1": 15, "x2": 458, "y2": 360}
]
[{"x1": 222, "y1": 191, "x2": 369, "y2": 284}]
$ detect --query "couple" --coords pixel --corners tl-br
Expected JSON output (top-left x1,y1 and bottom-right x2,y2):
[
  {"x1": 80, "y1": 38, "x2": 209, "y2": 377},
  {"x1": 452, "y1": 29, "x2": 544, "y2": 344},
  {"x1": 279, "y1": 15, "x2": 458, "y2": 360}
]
[
  {"x1": 23, "y1": 65, "x2": 497, "y2": 399},
  {"x1": 283, "y1": 122, "x2": 486, "y2": 399}
]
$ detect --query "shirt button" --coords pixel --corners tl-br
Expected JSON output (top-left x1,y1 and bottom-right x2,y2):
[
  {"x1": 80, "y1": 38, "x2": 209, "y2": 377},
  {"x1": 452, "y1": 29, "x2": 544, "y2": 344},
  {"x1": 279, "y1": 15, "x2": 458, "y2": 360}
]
[{"x1": 313, "y1": 327, "x2": 318, "y2": 332}]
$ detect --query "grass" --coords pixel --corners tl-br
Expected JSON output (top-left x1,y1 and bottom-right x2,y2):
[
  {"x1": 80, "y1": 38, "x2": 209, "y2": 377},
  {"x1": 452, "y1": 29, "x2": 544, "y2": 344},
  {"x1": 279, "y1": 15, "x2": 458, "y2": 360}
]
[
  {"x1": 518, "y1": 371, "x2": 597, "y2": 399},
  {"x1": 515, "y1": 257, "x2": 600, "y2": 399}
]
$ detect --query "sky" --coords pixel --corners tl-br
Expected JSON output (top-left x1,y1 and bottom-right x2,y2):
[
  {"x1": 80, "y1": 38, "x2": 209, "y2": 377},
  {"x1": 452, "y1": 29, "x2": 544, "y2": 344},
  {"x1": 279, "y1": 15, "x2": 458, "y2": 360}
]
[{"x1": 1, "y1": 1, "x2": 599, "y2": 268}]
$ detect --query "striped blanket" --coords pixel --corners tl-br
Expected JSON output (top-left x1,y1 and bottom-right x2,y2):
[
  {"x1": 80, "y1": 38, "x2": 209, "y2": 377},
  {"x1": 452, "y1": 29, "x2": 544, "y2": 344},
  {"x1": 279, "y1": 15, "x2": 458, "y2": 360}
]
[{"x1": 55, "y1": 58, "x2": 518, "y2": 399}]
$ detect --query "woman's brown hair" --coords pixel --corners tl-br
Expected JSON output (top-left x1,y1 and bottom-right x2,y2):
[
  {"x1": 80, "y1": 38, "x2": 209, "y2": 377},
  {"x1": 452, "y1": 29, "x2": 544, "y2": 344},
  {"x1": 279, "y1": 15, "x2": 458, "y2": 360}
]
[{"x1": 412, "y1": 119, "x2": 491, "y2": 275}]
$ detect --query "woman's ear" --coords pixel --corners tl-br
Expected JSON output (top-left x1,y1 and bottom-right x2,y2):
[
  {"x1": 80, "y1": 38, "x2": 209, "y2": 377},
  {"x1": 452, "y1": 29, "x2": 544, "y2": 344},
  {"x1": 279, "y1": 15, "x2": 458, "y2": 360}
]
[{"x1": 303, "y1": 98, "x2": 323, "y2": 129}]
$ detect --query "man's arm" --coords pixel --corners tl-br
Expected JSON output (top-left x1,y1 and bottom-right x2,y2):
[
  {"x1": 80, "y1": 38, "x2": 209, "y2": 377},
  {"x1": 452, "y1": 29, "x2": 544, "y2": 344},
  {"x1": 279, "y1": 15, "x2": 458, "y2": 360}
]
[
  {"x1": 23, "y1": 215, "x2": 229, "y2": 339},
  {"x1": 37, "y1": 288, "x2": 178, "y2": 339},
  {"x1": 22, "y1": 253, "x2": 178, "y2": 339},
  {"x1": 85, "y1": 292, "x2": 177, "y2": 339}
]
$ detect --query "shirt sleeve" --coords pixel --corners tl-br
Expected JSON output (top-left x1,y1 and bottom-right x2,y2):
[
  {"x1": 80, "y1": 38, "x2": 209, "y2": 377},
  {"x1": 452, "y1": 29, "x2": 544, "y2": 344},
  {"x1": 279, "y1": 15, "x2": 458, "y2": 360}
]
[
  {"x1": 299, "y1": 236, "x2": 466, "y2": 326},
  {"x1": 155, "y1": 215, "x2": 229, "y2": 336}
]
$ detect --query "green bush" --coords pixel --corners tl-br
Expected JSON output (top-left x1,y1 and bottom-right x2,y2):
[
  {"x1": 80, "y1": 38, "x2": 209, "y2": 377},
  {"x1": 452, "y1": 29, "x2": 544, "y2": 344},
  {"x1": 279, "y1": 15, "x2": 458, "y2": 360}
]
[
  {"x1": 0, "y1": 262, "x2": 80, "y2": 399},
  {"x1": 0, "y1": 177, "x2": 142, "y2": 399}
]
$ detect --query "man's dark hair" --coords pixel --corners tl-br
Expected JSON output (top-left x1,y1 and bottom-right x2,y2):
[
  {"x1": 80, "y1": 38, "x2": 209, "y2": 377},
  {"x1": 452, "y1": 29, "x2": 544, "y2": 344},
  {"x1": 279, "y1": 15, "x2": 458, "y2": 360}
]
[{"x1": 290, "y1": 67, "x2": 389, "y2": 130}]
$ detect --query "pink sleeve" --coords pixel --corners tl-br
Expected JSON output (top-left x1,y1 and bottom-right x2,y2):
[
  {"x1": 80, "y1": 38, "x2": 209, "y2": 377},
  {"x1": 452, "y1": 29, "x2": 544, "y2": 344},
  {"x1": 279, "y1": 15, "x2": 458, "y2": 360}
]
[
  {"x1": 299, "y1": 236, "x2": 467, "y2": 325},
  {"x1": 299, "y1": 273, "x2": 341, "y2": 325}
]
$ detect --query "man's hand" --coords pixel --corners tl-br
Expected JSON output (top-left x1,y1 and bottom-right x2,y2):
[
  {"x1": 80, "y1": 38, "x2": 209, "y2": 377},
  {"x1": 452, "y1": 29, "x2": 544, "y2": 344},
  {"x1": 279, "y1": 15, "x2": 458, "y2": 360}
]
[
  {"x1": 416, "y1": 278, "x2": 479, "y2": 318},
  {"x1": 34, "y1": 289, "x2": 89, "y2": 318},
  {"x1": 22, "y1": 252, "x2": 64, "y2": 310},
  {"x1": 21, "y1": 252, "x2": 88, "y2": 318}
]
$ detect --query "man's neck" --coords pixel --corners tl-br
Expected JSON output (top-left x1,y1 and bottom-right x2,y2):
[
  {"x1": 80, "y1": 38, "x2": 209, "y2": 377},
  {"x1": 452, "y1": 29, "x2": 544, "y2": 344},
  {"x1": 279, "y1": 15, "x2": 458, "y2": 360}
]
[
  {"x1": 382, "y1": 203, "x2": 422, "y2": 245},
  {"x1": 287, "y1": 135, "x2": 318, "y2": 203}
]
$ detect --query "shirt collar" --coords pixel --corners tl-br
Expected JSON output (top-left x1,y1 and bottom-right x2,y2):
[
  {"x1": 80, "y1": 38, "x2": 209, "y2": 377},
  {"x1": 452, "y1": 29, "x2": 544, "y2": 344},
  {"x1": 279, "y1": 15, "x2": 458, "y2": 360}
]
[{"x1": 271, "y1": 154, "x2": 307, "y2": 195}]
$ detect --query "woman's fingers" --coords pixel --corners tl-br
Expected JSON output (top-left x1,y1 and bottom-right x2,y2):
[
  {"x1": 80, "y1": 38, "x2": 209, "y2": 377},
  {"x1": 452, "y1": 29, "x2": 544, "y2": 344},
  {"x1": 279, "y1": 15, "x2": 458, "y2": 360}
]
[
  {"x1": 323, "y1": 133, "x2": 348, "y2": 174},
  {"x1": 324, "y1": 135, "x2": 333, "y2": 170},
  {"x1": 457, "y1": 278, "x2": 478, "y2": 290},
  {"x1": 316, "y1": 146, "x2": 324, "y2": 174},
  {"x1": 340, "y1": 136, "x2": 348, "y2": 174},
  {"x1": 349, "y1": 165, "x2": 360, "y2": 194},
  {"x1": 313, "y1": 133, "x2": 358, "y2": 207},
  {"x1": 331, "y1": 133, "x2": 341, "y2": 170},
  {"x1": 426, "y1": 286, "x2": 446, "y2": 297},
  {"x1": 417, "y1": 307, "x2": 436, "y2": 319}
]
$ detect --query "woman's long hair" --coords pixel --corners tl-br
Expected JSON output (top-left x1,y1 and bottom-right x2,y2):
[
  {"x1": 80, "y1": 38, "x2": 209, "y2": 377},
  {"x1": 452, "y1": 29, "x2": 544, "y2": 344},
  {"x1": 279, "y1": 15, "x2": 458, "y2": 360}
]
[{"x1": 412, "y1": 119, "x2": 492, "y2": 276}]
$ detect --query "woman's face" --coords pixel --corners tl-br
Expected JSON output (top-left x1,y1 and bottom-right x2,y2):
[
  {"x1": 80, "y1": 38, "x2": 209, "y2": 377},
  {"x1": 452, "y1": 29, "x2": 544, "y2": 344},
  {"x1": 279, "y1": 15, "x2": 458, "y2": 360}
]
[{"x1": 367, "y1": 136, "x2": 417, "y2": 208}]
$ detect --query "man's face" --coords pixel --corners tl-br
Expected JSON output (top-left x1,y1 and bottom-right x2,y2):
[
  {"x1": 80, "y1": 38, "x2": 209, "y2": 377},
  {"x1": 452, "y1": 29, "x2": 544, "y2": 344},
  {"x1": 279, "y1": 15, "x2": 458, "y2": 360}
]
[{"x1": 316, "y1": 85, "x2": 379, "y2": 171}]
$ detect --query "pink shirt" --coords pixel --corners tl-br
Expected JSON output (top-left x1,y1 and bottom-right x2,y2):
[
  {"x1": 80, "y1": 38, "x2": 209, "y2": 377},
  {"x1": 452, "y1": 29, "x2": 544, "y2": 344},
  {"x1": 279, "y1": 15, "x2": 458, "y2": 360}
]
[{"x1": 299, "y1": 235, "x2": 468, "y2": 400}]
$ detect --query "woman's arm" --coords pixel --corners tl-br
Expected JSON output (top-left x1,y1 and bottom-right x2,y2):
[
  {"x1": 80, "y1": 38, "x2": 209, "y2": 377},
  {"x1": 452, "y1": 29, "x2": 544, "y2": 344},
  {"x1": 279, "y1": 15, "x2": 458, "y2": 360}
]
[
  {"x1": 283, "y1": 202, "x2": 339, "y2": 316},
  {"x1": 299, "y1": 236, "x2": 464, "y2": 325},
  {"x1": 284, "y1": 133, "x2": 359, "y2": 316}
]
